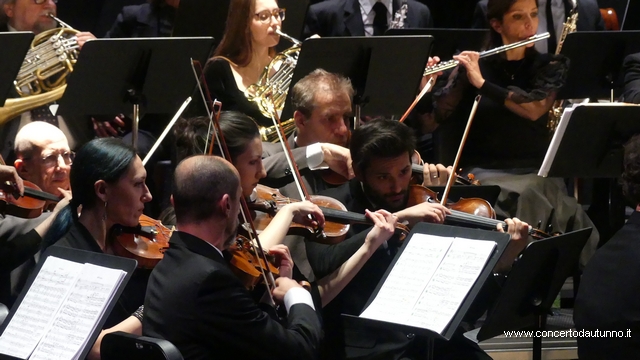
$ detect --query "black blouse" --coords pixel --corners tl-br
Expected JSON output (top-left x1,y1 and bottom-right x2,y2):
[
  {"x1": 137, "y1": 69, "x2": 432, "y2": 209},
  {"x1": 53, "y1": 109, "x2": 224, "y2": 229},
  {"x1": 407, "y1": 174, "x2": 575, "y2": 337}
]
[
  {"x1": 54, "y1": 221, "x2": 151, "y2": 328},
  {"x1": 432, "y1": 51, "x2": 569, "y2": 169},
  {"x1": 195, "y1": 58, "x2": 273, "y2": 127}
]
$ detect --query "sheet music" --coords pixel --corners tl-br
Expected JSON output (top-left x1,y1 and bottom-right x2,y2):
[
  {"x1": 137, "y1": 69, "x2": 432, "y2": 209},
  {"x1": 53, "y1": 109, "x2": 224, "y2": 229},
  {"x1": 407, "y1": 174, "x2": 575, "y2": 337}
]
[
  {"x1": 30, "y1": 264, "x2": 126, "y2": 360},
  {"x1": 360, "y1": 236, "x2": 496, "y2": 335},
  {"x1": 407, "y1": 238, "x2": 496, "y2": 333},
  {"x1": 360, "y1": 235, "x2": 453, "y2": 323},
  {"x1": 0, "y1": 257, "x2": 83, "y2": 359}
]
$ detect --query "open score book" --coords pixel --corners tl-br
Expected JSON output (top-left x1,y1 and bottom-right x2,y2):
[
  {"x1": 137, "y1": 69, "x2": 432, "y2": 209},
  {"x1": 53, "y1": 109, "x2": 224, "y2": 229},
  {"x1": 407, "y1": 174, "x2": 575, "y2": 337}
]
[
  {"x1": 0, "y1": 256, "x2": 127, "y2": 360},
  {"x1": 360, "y1": 234, "x2": 496, "y2": 335}
]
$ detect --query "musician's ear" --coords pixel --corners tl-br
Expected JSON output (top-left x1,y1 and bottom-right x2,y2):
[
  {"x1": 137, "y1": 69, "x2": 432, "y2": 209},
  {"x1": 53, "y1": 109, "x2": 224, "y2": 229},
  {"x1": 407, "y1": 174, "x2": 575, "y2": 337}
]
[
  {"x1": 489, "y1": 18, "x2": 503, "y2": 35},
  {"x1": 293, "y1": 110, "x2": 306, "y2": 130},
  {"x1": 94, "y1": 180, "x2": 108, "y2": 203},
  {"x1": 170, "y1": 195, "x2": 174, "y2": 207},
  {"x1": 14, "y1": 159, "x2": 27, "y2": 176},
  {"x1": 220, "y1": 193, "x2": 231, "y2": 217},
  {"x1": 3, "y1": 2, "x2": 14, "y2": 19}
]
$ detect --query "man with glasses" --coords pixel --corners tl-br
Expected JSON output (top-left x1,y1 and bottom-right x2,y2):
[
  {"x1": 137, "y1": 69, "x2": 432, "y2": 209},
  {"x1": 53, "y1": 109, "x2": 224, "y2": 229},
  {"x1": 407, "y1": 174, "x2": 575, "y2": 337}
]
[
  {"x1": 13, "y1": 121, "x2": 72, "y2": 198},
  {"x1": 0, "y1": 0, "x2": 95, "y2": 162}
]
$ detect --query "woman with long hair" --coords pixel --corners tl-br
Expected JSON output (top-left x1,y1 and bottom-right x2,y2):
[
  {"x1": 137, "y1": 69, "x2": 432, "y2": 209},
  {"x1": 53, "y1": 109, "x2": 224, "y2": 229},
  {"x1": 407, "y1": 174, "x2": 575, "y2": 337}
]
[
  {"x1": 432, "y1": 0, "x2": 598, "y2": 265},
  {"x1": 199, "y1": 0, "x2": 286, "y2": 127},
  {"x1": 43, "y1": 138, "x2": 152, "y2": 359}
]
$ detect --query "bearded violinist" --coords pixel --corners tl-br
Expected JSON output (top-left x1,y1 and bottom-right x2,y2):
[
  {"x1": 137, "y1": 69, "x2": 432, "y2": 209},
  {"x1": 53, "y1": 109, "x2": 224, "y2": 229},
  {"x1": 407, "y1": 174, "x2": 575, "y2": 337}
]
[{"x1": 305, "y1": 119, "x2": 530, "y2": 360}]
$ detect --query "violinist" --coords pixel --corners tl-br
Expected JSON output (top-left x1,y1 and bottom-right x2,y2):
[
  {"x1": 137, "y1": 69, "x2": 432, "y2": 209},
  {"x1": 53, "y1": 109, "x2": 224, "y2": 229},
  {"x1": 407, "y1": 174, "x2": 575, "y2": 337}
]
[
  {"x1": 143, "y1": 155, "x2": 323, "y2": 360},
  {"x1": 429, "y1": 0, "x2": 598, "y2": 266},
  {"x1": 305, "y1": 119, "x2": 531, "y2": 360},
  {"x1": 40, "y1": 138, "x2": 153, "y2": 357},
  {"x1": 173, "y1": 112, "x2": 402, "y2": 308},
  {"x1": 261, "y1": 69, "x2": 354, "y2": 196},
  {"x1": 13, "y1": 122, "x2": 71, "y2": 198},
  {"x1": 0, "y1": 164, "x2": 69, "y2": 307}
]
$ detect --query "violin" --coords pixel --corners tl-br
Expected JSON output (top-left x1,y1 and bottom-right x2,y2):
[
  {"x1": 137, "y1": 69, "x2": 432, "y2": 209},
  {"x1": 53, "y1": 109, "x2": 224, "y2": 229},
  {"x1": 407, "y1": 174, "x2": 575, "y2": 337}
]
[
  {"x1": 600, "y1": 8, "x2": 620, "y2": 31},
  {"x1": 110, "y1": 214, "x2": 174, "y2": 269},
  {"x1": 229, "y1": 235, "x2": 280, "y2": 289},
  {"x1": 407, "y1": 184, "x2": 551, "y2": 239},
  {"x1": 250, "y1": 184, "x2": 409, "y2": 244},
  {"x1": 0, "y1": 180, "x2": 60, "y2": 218}
]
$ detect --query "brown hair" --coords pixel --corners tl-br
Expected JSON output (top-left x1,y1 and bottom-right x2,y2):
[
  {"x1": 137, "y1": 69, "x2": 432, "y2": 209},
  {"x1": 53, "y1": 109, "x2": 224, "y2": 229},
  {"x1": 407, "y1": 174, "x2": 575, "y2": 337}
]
[
  {"x1": 213, "y1": 0, "x2": 276, "y2": 67},
  {"x1": 486, "y1": 0, "x2": 539, "y2": 47},
  {"x1": 291, "y1": 69, "x2": 354, "y2": 118}
]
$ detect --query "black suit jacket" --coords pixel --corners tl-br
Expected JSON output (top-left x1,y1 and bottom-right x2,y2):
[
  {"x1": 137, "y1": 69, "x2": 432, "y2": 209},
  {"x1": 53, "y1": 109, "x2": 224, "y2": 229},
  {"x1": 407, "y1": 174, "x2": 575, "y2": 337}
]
[
  {"x1": 105, "y1": 3, "x2": 167, "y2": 38},
  {"x1": 303, "y1": 0, "x2": 433, "y2": 38},
  {"x1": 622, "y1": 53, "x2": 640, "y2": 104},
  {"x1": 574, "y1": 211, "x2": 640, "y2": 359},
  {"x1": 471, "y1": 0, "x2": 604, "y2": 32},
  {"x1": 143, "y1": 231, "x2": 323, "y2": 360}
]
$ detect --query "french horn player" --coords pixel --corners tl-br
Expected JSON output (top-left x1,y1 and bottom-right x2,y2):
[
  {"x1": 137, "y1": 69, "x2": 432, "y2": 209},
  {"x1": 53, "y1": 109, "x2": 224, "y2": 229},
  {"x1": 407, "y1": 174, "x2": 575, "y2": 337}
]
[{"x1": 0, "y1": 0, "x2": 96, "y2": 158}]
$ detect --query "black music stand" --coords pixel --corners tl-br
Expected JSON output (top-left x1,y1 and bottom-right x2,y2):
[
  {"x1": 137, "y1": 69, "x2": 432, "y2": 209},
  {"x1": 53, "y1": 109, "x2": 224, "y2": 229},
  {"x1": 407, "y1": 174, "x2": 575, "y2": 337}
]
[
  {"x1": 557, "y1": 31, "x2": 640, "y2": 100},
  {"x1": 0, "y1": 246, "x2": 137, "y2": 360},
  {"x1": 0, "y1": 32, "x2": 34, "y2": 106},
  {"x1": 343, "y1": 222, "x2": 511, "y2": 360},
  {"x1": 538, "y1": 104, "x2": 640, "y2": 243},
  {"x1": 466, "y1": 228, "x2": 592, "y2": 360},
  {"x1": 385, "y1": 28, "x2": 489, "y2": 60},
  {"x1": 280, "y1": 36, "x2": 434, "y2": 121},
  {"x1": 57, "y1": 37, "x2": 215, "y2": 146}
]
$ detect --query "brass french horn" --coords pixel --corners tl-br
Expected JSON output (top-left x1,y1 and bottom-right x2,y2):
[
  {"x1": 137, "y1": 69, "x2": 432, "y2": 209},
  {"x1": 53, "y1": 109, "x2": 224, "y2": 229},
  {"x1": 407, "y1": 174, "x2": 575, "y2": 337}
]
[{"x1": 0, "y1": 14, "x2": 79, "y2": 126}]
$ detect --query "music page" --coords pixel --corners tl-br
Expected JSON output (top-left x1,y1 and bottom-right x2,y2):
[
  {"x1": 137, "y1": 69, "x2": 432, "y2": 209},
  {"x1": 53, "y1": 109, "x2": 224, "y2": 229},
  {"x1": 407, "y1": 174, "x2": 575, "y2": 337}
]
[
  {"x1": 360, "y1": 236, "x2": 496, "y2": 335},
  {"x1": 360, "y1": 234, "x2": 452, "y2": 323},
  {"x1": 0, "y1": 257, "x2": 83, "y2": 359}
]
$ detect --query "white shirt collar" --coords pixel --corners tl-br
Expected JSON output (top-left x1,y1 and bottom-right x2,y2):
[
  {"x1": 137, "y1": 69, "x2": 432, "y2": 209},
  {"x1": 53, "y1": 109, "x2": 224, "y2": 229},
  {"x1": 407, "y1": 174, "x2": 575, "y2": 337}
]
[
  {"x1": 359, "y1": 0, "x2": 393, "y2": 17},
  {"x1": 7, "y1": 24, "x2": 17, "y2": 32}
]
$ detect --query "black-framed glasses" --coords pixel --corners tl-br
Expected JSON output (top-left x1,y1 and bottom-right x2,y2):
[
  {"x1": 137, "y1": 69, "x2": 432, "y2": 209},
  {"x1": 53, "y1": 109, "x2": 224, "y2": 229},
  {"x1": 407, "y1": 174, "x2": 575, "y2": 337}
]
[
  {"x1": 34, "y1": 0, "x2": 58, "y2": 4},
  {"x1": 254, "y1": 8, "x2": 286, "y2": 23},
  {"x1": 40, "y1": 151, "x2": 75, "y2": 168}
]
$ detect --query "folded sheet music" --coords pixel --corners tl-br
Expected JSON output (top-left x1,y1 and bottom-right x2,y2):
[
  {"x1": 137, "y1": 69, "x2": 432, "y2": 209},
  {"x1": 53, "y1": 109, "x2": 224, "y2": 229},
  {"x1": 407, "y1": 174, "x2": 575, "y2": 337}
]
[
  {"x1": 360, "y1": 234, "x2": 496, "y2": 334},
  {"x1": 0, "y1": 257, "x2": 126, "y2": 360}
]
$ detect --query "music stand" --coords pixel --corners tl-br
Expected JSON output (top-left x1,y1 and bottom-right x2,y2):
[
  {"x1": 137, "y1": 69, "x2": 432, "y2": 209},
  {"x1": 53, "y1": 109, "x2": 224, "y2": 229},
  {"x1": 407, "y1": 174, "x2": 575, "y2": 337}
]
[
  {"x1": 0, "y1": 246, "x2": 137, "y2": 360},
  {"x1": 280, "y1": 36, "x2": 434, "y2": 121},
  {"x1": 466, "y1": 228, "x2": 592, "y2": 360},
  {"x1": 343, "y1": 222, "x2": 511, "y2": 359},
  {"x1": 57, "y1": 37, "x2": 215, "y2": 147},
  {"x1": 557, "y1": 31, "x2": 640, "y2": 100},
  {"x1": 0, "y1": 32, "x2": 34, "y2": 107},
  {"x1": 172, "y1": 0, "x2": 228, "y2": 40},
  {"x1": 275, "y1": 0, "x2": 310, "y2": 52},
  {"x1": 385, "y1": 28, "x2": 489, "y2": 60}
]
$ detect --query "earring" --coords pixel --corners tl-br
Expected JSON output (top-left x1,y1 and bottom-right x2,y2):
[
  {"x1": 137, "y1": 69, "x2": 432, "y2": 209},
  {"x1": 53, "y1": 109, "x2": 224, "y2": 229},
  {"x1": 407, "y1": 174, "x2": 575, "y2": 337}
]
[{"x1": 103, "y1": 201, "x2": 107, "y2": 221}]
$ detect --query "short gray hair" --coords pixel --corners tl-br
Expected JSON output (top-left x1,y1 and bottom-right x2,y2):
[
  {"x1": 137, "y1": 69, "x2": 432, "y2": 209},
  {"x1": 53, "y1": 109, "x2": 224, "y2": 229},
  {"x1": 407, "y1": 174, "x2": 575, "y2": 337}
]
[{"x1": 291, "y1": 69, "x2": 354, "y2": 118}]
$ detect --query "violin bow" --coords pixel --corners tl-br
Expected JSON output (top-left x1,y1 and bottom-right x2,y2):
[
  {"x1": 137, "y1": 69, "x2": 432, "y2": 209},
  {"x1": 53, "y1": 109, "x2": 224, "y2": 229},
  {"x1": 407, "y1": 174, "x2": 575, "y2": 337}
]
[
  {"x1": 440, "y1": 95, "x2": 481, "y2": 205},
  {"x1": 265, "y1": 101, "x2": 325, "y2": 240},
  {"x1": 191, "y1": 60, "x2": 278, "y2": 302},
  {"x1": 142, "y1": 97, "x2": 192, "y2": 166},
  {"x1": 398, "y1": 76, "x2": 436, "y2": 123}
]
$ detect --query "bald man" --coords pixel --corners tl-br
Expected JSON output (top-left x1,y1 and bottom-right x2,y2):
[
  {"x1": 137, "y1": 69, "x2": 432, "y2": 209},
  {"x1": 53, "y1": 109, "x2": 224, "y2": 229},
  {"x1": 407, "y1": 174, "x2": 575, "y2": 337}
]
[
  {"x1": 143, "y1": 155, "x2": 322, "y2": 360},
  {"x1": 13, "y1": 121, "x2": 71, "y2": 197}
]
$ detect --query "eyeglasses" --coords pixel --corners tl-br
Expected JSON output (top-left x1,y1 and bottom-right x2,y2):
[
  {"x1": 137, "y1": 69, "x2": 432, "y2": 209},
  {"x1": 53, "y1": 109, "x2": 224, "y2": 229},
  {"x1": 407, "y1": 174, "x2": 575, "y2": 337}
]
[
  {"x1": 33, "y1": 0, "x2": 58, "y2": 4},
  {"x1": 40, "y1": 151, "x2": 75, "y2": 168},
  {"x1": 254, "y1": 8, "x2": 286, "y2": 23}
]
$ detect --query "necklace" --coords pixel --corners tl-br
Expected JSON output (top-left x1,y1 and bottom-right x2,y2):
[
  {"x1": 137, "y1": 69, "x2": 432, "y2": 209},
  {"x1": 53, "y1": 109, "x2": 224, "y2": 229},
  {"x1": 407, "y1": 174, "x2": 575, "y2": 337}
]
[{"x1": 503, "y1": 59, "x2": 526, "y2": 80}]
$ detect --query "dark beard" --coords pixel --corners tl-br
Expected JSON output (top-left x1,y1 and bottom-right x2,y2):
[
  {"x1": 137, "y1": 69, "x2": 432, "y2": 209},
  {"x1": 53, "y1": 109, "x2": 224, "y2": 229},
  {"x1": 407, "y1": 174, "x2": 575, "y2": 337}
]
[{"x1": 361, "y1": 182, "x2": 409, "y2": 213}]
